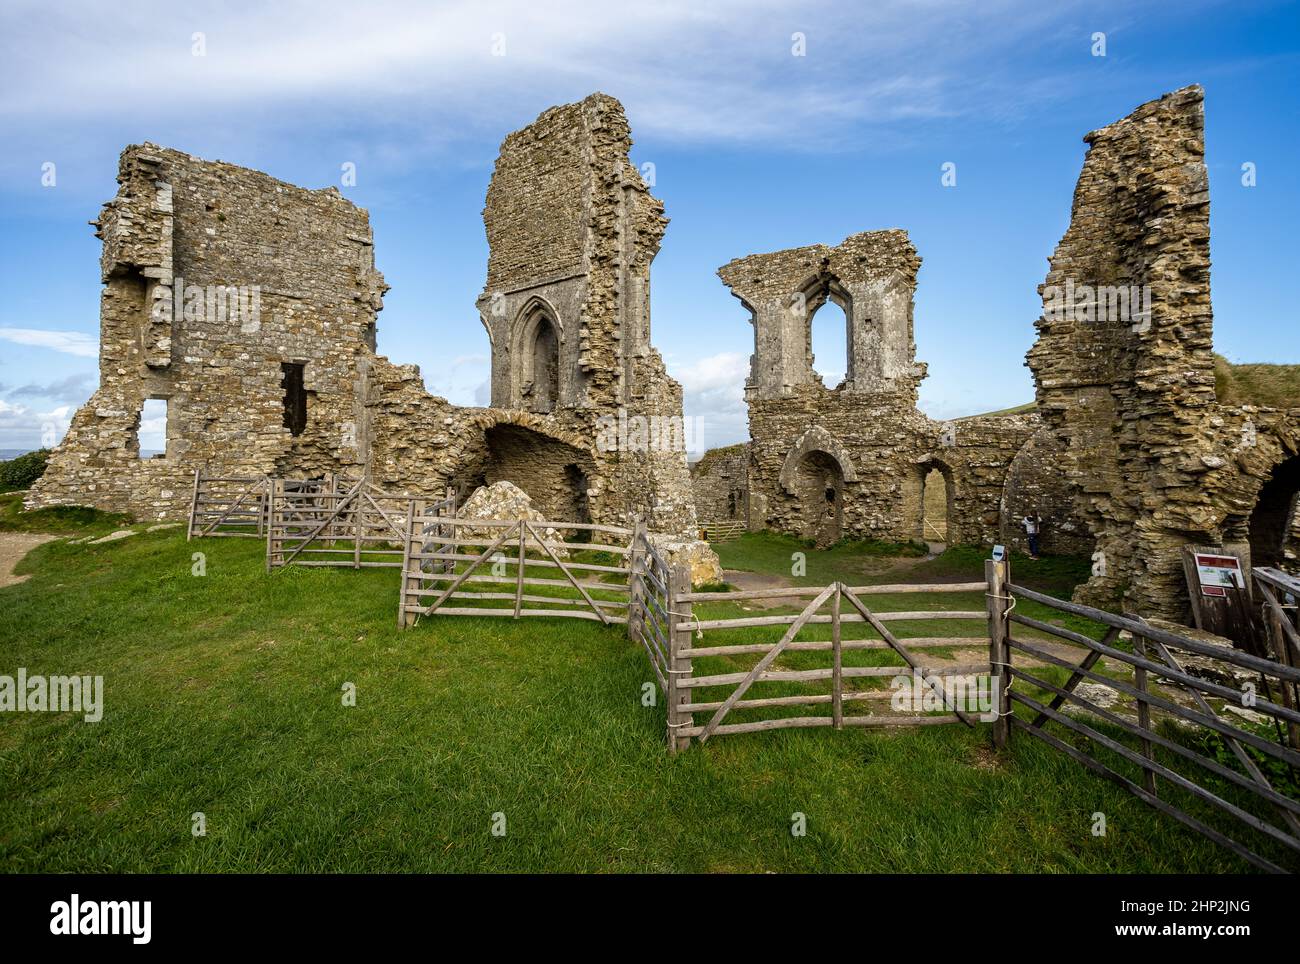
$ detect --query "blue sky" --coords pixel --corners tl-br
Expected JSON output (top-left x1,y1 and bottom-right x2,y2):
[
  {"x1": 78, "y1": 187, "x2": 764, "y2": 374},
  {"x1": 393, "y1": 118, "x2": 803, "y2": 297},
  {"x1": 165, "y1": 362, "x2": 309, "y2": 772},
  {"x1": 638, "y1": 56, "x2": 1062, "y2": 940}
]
[{"x1": 1, "y1": 0, "x2": 1296, "y2": 454}]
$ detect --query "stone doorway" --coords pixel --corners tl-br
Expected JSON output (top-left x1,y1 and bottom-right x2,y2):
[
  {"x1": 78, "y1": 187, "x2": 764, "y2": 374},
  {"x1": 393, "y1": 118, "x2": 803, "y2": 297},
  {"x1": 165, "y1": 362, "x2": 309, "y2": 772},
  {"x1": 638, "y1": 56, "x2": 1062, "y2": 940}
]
[
  {"x1": 794, "y1": 450, "x2": 844, "y2": 547},
  {"x1": 1249, "y1": 455, "x2": 1300, "y2": 568},
  {"x1": 920, "y1": 465, "x2": 951, "y2": 550}
]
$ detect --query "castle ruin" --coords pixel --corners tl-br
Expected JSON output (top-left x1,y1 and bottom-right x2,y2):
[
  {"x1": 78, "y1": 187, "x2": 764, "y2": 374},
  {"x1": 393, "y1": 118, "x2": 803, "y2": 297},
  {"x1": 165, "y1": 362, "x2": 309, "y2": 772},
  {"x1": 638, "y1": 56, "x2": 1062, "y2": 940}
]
[
  {"x1": 23, "y1": 84, "x2": 1298, "y2": 624},
  {"x1": 694, "y1": 85, "x2": 1298, "y2": 622},
  {"x1": 27, "y1": 93, "x2": 698, "y2": 538}
]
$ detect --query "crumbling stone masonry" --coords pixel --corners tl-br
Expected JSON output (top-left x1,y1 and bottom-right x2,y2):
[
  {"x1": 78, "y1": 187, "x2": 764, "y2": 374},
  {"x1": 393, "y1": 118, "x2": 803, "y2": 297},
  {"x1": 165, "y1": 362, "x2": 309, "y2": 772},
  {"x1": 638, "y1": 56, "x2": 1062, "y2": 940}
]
[
  {"x1": 1027, "y1": 85, "x2": 1299, "y2": 620},
  {"x1": 472, "y1": 93, "x2": 696, "y2": 533},
  {"x1": 715, "y1": 231, "x2": 1077, "y2": 550},
  {"x1": 28, "y1": 94, "x2": 699, "y2": 541},
  {"x1": 689, "y1": 443, "x2": 750, "y2": 525}
]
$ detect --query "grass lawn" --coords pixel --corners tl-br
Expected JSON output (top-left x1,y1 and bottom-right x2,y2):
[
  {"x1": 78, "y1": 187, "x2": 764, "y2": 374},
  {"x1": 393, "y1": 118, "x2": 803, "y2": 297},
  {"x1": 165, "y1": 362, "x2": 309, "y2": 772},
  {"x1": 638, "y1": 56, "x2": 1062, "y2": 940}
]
[{"x1": 0, "y1": 505, "x2": 1267, "y2": 872}]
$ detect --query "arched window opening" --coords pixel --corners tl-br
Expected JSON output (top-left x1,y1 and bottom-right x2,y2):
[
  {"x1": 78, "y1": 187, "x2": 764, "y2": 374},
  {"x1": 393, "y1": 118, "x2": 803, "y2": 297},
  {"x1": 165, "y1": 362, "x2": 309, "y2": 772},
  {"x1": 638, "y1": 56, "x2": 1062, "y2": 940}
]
[
  {"x1": 800, "y1": 275, "x2": 853, "y2": 390},
  {"x1": 809, "y1": 297, "x2": 849, "y2": 390},
  {"x1": 518, "y1": 306, "x2": 560, "y2": 414}
]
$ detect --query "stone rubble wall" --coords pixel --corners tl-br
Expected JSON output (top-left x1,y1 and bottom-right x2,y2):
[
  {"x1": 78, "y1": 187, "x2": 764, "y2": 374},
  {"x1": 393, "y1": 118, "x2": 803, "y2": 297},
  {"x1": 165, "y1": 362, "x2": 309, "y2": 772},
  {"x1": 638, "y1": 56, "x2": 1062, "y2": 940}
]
[
  {"x1": 29, "y1": 143, "x2": 386, "y2": 520},
  {"x1": 997, "y1": 424, "x2": 1095, "y2": 555},
  {"x1": 1027, "y1": 84, "x2": 1299, "y2": 620},
  {"x1": 718, "y1": 230, "x2": 925, "y2": 401},
  {"x1": 474, "y1": 92, "x2": 696, "y2": 536},
  {"x1": 714, "y1": 229, "x2": 1075, "y2": 551},
  {"x1": 28, "y1": 95, "x2": 699, "y2": 539},
  {"x1": 689, "y1": 443, "x2": 750, "y2": 525}
]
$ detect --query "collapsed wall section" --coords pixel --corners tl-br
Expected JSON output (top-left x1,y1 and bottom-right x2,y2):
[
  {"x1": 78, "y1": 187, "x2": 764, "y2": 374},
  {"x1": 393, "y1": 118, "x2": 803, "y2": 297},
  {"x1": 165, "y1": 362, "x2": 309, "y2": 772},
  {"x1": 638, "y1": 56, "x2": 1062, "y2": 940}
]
[
  {"x1": 474, "y1": 92, "x2": 696, "y2": 536},
  {"x1": 690, "y1": 444, "x2": 750, "y2": 524},
  {"x1": 28, "y1": 144, "x2": 388, "y2": 519},
  {"x1": 1027, "y1": 85, "x2": 1299, "y2": 619},
  {"x1": 717, "y1": 230, "x2": 1055, "y2": 550}
]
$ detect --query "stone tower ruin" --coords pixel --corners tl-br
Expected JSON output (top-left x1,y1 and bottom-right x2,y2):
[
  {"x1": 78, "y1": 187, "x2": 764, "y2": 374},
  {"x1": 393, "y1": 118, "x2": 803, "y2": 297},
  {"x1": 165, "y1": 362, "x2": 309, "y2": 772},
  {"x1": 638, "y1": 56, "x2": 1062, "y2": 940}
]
[
  {"x1": 27, "y1": 94, "x2": 698, "y2": 538},
  {"x1": 1027, "y1": 85, "x2": 1300, "y2": 619}
]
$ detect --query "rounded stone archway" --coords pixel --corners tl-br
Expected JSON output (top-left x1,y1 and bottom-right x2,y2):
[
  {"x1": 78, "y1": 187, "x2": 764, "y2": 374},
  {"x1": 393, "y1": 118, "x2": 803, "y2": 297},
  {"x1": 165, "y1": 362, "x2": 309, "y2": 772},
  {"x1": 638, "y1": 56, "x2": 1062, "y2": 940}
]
[
  {"x1": 445, "y1": 413, "x2": 597, "y2": 525},
  {"x1": 1248, "y1": 454, "x2": 1300, "y2": 568},
  {"x1": 793, "y1": 450, "x2": 845, "y2": 547}
]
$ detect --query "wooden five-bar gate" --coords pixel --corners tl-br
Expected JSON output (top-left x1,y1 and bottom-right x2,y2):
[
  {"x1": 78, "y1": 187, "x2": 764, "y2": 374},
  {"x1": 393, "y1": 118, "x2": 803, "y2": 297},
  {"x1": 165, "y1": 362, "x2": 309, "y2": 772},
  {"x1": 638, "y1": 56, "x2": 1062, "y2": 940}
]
[
  {"x1": 990, "y1": 558, "x2": 1300, "y2": 873},
  {"x1": 397, "y1": 507, "x2": 636, "y2": 627},
  {"x1": 265, "y1": 476, "x2": 449, "y2": 571},
  {"x1": 187, "y1": 471, "x2": 269, "y2": 539},
  {"x1": 651, "y1": 576, "x2": 992, "y2": 752}
]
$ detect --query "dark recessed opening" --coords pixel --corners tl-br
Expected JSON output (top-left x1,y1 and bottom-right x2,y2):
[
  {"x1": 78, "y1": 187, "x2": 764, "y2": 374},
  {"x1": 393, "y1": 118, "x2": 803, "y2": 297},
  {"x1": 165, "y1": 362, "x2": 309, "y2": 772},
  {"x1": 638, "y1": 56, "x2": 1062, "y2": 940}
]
[{"x1": 281, "y1": 362, "x2": 307, "y2": 436}]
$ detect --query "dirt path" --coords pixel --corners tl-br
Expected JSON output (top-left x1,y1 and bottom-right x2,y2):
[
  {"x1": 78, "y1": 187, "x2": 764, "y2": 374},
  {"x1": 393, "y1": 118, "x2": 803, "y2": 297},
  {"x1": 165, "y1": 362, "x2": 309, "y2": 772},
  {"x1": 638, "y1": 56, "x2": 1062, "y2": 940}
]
[{"x1": 0, "y1": 533, "x2": 57, "y2": 587}]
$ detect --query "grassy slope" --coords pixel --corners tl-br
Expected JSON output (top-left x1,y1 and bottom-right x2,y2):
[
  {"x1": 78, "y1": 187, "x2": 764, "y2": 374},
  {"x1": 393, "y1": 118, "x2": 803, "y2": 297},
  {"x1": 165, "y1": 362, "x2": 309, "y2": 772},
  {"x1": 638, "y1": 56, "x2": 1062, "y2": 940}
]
[
  {"x1": 0, "y1": 493, "x2": 130, "y2": 535},
  {"x1": 1214, "y1": 354, "x2": 1300, "y2": 409},
  {"x1": 0, "y1": 519, "x2": 1262, "y2": 872}
]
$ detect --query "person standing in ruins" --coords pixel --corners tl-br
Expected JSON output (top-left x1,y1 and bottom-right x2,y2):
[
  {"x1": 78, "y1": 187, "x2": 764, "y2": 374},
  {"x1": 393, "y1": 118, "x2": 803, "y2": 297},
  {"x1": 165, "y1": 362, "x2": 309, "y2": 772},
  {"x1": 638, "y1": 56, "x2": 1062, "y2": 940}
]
[{"x1": 1021, "y1": 512, "x2": 1044, "y2": 560}]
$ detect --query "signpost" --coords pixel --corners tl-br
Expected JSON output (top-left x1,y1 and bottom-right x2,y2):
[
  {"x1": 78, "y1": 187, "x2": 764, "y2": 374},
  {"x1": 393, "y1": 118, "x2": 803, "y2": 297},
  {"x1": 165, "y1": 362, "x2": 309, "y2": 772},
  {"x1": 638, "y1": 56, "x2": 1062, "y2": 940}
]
[
  {"x1": 1181, "y1": 545, "x2": 1252, "y2": 640},
  {"x1": 1192, "y1": 552, "x2": 1244, "y2": 598}
]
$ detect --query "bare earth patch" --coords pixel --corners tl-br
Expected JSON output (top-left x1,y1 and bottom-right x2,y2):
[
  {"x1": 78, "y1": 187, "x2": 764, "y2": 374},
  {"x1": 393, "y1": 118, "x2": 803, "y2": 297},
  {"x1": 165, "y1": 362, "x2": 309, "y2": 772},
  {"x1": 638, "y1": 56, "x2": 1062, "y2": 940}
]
[{"x1": 0, "y1": 532, "x2": 57, "y2": 587}]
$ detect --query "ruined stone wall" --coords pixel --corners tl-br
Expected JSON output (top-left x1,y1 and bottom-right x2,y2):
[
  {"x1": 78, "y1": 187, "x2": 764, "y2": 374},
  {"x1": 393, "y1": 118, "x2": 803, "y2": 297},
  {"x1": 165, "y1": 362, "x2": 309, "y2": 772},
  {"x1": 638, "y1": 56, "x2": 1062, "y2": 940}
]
[
  {"x1": 1027, "y1": 85, "x2": 1299, "y2": 619},
  {"x1": 716, "y1": 231, "x2": 1046, "y2": 550},
  {"x1": 689, "y1": 443, "x2": 750, "y2": 524},
  {"x1": 998, "y1": 424, "x2": 1095, "y2": 555},
  {"x1": 719, "y1": 230, "x2": 925, "y2": 401},
  {"x1": 474, "y1": 92, "x2": 696, "y2": 535},
  {"x1": 29, "y1": 144, "x2": 387, "y2": 519},
  {"x1": 945, "y1": 413, "x2": 1044, "y2": 549},
  {"x1": 30, "y1": 95, "x2": 699, "y2": 540}
]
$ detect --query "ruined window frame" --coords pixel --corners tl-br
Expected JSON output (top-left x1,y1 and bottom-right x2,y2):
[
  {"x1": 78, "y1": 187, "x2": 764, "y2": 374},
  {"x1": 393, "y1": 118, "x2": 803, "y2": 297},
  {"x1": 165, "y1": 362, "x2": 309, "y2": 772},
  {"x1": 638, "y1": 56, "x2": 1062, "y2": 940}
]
[
  {"x1": 799, "y1": 273, "x2": 855, "y2": 390},
  {"x1": 281, "y1": 361, "x2": 308, "y2": 437}
]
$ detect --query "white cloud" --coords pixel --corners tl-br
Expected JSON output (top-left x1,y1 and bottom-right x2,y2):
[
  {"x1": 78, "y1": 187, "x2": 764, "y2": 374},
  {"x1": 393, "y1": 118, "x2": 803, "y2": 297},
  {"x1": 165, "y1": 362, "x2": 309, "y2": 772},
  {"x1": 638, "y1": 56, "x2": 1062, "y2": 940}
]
[
  {"x1": 0, "y1": 327, "x2": 99, "y2": 358},
  {"x1": 675, "y1": 351, "x2": 749, "y2": 455},
  {"x1": 8, "y1": 372, "x2": 98, "y2": 405},
  {"x1": 0, "y1": 0, "x2": 1111, "y2": 156},
  {"x1": 0, "y1": 398, "x2": 72, "y2": 450}
]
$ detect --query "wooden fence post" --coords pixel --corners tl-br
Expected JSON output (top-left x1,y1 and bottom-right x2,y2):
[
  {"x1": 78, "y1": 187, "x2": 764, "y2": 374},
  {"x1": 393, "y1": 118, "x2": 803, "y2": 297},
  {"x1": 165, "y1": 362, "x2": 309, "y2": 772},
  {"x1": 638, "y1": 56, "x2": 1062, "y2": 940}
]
[
  {"x1": 399, "y1": 499, "x2": 423, "y2": 629},
  {"x1": 265, "y1": 478, "x2": 283, "y2": 572},
  {"x1": 832, "y1": 583, "x2": 843, "y2": 729},
  {"x1": 666, "y1": 562, "x2": 694, "y2": 753},
  {"x1": 256, "y1": 477, "x2": 268, "y2": 538},
  {"x1": 441, "y1": 487, "x2": 456, "y2": 574},
  {"x1": 986, "y1": 557, "x2": 1011, "y2": 749},
  {"x1": 628, "y1": 520, "x2": 647, "y2": 644},
  {"x1": 352, "y1": 487, "x2": 364, "y2": 570},
  {"x1": 187, "y1": 468, "x2": 201, "y2": 542}
]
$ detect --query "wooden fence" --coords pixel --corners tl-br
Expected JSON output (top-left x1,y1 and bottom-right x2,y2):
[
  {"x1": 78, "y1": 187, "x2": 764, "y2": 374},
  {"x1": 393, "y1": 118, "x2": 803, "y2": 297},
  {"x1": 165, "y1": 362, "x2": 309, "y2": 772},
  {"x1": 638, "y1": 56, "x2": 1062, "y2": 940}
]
[
  {"x1": 398, "y1": 509, "x2": 634, "y2": 627},
  {"x1": 992, "y1": 558, "x2": 1300, "y2": 873},
  {"x1": 187, "y1": 472, "x2": 269, "y2": 539},
  {"x1": 628, "y1": 528, "x2": 674, "y2": 703},
  {"x1": 658, "y1": 578, "x2": 992, "y2": 752},
  {"x1": 699, "y1": 520, "x2": 745, "y2": 543},
  {"x1": 266, "y1": 477, "x2": 432, "y2": 571},
  {"x1": 1255, "y1": 566, "x2": 1300, "y2": 730}
]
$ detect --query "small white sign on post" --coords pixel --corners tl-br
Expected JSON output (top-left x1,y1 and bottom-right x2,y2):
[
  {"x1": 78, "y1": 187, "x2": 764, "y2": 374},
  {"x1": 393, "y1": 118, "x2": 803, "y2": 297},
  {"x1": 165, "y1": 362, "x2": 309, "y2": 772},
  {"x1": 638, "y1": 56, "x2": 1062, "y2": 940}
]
[
  {"x1": 1193, "y1": 553, "x2": 1243, "y2": 597},
  {"x1": 992, "y1": 545, "x2": 1006, "y2": 563}
]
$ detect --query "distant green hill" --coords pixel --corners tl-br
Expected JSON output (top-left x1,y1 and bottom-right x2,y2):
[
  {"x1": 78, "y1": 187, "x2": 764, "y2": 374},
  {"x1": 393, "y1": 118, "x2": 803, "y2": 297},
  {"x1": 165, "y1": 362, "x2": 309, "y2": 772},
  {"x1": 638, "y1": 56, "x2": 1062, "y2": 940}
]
[
  {"x1": 958, "y1": 402, "x2": 1036, "y2": 420},
  {"x1": 954, "y1": 355, "x2": 1296, "y2": 421},
  {"x1": 1214, "y1": 354, "x2": 1300, "y2": 409}
]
